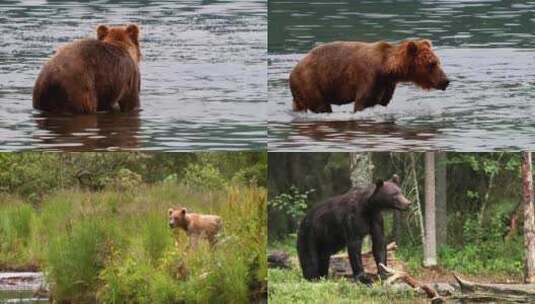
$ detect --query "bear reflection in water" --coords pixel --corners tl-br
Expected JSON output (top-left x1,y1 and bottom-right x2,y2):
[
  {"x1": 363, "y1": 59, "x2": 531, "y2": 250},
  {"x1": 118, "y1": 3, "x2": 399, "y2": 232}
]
[
  {"x1": 297, "y1": 175, "x2": 411, "y2": 285},
  {"x1": 33, "y1": 111, "x2": 140, "y2": 150},
  {"x1": 290, "y1": 119, "x2": 439, "y2": 147}
]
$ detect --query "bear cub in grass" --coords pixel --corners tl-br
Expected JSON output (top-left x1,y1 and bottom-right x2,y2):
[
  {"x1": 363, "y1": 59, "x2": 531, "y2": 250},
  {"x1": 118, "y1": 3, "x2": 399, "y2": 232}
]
[
  {"x1": 168, "y1": 207, "x2": 223, "y2": 249},
  {"x1": 290, "y1": 39, "x2": 449, "y2": 113},
  {"x1": 297, "y1": 175, "x2": 411, "y2": 285},
  {"x1": 33, "y1": 24, "x2": 142, "y2": 113}
]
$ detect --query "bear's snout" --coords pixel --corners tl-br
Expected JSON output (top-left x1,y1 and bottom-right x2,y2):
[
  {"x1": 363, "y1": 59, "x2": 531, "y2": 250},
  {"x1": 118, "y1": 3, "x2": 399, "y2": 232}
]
[
  {"x1": 396, "y1": 195, "x2": 412, "y2": 210},
  {"x1": 438, "y1": 79, "x2": 450, "y2": 91}
]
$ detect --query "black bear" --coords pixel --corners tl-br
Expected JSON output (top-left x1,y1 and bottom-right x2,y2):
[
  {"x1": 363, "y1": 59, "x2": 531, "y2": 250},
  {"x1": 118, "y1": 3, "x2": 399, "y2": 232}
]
[{"x1": 297, "y1": 174, "x2": 411, "y2": 284}]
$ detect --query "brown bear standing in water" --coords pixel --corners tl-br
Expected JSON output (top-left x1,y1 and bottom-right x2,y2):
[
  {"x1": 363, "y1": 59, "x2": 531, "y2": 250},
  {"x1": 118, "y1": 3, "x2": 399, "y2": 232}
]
[
  {"x1": 33, "y1": 24, "x2": 141, "y2": 113},
  {"x1": 289, "y1": 39, "x2": 449, "y2": 113},
  {"x1": 168, "y1": 207, "x2": 223, "y2": 249}
]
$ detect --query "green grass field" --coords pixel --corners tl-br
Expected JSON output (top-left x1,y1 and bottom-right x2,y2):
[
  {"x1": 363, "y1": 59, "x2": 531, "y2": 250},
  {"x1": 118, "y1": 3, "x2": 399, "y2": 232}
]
[
  {"x1": 0, "y1": 182, "x2": 267, "y2": 304},
  {"x1": 268, "y1": 232, "x2": 524, "y2": 304},
  {"x1": 268, "y1": 266, "x2": 424, "y2": 304},
  {"x1": 268, "y1": 237, "x2": 423, "y2": 304}
]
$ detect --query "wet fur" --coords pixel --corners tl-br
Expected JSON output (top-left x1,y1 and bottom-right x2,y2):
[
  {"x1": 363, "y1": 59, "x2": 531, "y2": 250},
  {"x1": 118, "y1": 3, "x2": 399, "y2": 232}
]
[
  {"x1": 290, "y1": 39, "x2": 448, "y2": 113},
  {"x1": 33, "y1": 25, "x2": 141, "y2": 113}
]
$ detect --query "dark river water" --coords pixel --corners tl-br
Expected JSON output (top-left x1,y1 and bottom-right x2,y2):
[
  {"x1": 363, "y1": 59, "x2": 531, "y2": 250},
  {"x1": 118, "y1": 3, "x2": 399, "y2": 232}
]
[
  {"x1": 268, "y1": 0, "x2": 535, "y2": 151},
  {"x1": 0, "y1": 0, "x2": 266, "y2": 151}
]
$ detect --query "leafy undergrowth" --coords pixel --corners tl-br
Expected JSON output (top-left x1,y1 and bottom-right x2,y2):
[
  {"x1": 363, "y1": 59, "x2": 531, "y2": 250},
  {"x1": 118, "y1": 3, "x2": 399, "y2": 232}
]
[
  {"x1": 268, "y1": 231, "x2": 526, "y2": 304},
  {"x1": 0, "y1": 183, "x2": 267, "y2": 304},
  {"x1": 268, "y1": 267, "x2": 424, "y2": 304},
  {"x1": 268, "y1": 236, "x2": 423, "y2": 304}
]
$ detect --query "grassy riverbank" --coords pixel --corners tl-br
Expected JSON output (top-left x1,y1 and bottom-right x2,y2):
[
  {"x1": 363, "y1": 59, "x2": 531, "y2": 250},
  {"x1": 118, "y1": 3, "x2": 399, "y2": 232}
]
[{"x1": 0, "y1": 183, "x2": 267, "y2": 303}]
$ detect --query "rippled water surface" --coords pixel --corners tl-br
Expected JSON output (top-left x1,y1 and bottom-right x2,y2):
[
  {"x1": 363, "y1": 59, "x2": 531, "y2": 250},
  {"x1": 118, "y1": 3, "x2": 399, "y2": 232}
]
[
  {"x1": 0, "y1": 0, "x2": 266, "y2": 151},
  {"x1": 268, "y1": 0, "x2": 535, "y2": 151}
]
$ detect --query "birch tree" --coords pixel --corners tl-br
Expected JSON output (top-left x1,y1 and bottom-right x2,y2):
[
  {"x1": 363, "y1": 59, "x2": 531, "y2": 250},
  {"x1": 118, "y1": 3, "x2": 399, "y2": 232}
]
[
  {"x1": 522, "y1": 151, "x2": 535, "y2": 283},
  {"x1": 424, "y1": 152, "x2": 437, "y2": 267}
]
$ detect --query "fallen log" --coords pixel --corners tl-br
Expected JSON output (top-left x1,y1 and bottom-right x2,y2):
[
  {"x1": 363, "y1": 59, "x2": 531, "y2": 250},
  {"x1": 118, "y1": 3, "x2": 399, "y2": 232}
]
[
  {"x1": 453, "y1": 273, "x2": 535, "y2": 300},
  {"x1": 451, "y1": 293, "x2": 531, "y2": 303},
  {"x1": 267, "y1": 250, "x2": 290, "y2": 269},
  {"x1": 379, "y1": 263, "x2": 444, "y2": 304},
  {"x1": 330, "y1": 242, "x2": 402, "y2": 277}
]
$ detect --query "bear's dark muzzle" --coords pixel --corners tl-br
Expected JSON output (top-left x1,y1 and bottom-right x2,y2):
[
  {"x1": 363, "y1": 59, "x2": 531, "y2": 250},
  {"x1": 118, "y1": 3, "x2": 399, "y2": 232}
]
[{"x1": 439, "y1": 79, "x2": 450, "y2": 91}]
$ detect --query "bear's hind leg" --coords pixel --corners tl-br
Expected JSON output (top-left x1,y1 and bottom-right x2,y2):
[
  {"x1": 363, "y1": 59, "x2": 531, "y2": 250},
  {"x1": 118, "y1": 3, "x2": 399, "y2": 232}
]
[
  {"x1": 118, "y1": 90, "x2": 140, "y2": 112},
  {"x1": 346, "y1": 237, "x2": 372, "y2": 285},
  {"x1": 67, "y1": 89, "x2": 98, "y2": 113}
]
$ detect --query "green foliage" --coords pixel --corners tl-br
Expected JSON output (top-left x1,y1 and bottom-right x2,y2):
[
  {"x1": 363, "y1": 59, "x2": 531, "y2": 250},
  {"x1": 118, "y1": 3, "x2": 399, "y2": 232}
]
[
  {"x1": 98, "y1": 253, "x2": 180, "y2": 304},
  {"x1": 46, "y1": 218, "x2": 124, "y2": 302},
  {"x1": 142, "y1": 213, "x2": 173, "y2": 265},
  {"x1": 0, "y1": 183, "x2": 266, "y2": 303},
  {"x1": 269, "y1": 186, "x2": 314, "y2": 223},
  {"x1": 398, "y1": 211, "x2": 524, "y2": 277},
  {"x1": 268, "y1": 267, "x2": 420, "y2": 304},
  {"x1": 183, "y1": 163, "x2": 227, "y2": 190},
  {"x1": 0, "y1": 153, "x2": 264, "y2": 199},
  {"x1": 232, "y1": 161, "x2": 267, "y2": 186},
  {"x1": 107, "y1": 168, "x2": 143, "y2": 191},
  {"x1": 0, "y1": 202, "x2": 36, "y2": 268}
]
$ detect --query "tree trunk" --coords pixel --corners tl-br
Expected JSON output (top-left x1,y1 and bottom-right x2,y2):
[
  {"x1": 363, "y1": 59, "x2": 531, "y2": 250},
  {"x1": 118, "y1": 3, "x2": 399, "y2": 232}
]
[
  {"x1": 349, "y1": 152, "x2": 374, "y2": 187},
  {"x1": 424, "y1": 152, "x2": 437, "y2": 267},
  {"x1": 522, "y1": 151, "x2": 535, "y2": 283},
  {"x1": 410, "y1": 153, "x2": 426, "y2": 256},
  {"x1": 435, "y1": 152, "x2": 447, "y2": 248}
]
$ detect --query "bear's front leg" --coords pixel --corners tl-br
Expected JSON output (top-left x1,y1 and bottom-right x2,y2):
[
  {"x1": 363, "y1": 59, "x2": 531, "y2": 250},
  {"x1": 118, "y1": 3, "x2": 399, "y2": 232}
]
[
  {"x1": 370, "y1": 214, "x2": 388, "y2": 280},
  {"x1": 118, "y1": 92, "x2": 140, "y2": 112},
  {"x1": 346, "y1": 237, "x2": 372, "y2": 285},
  {"x1": 377, "y1": 83, "x2": 396, "y2": 107}
]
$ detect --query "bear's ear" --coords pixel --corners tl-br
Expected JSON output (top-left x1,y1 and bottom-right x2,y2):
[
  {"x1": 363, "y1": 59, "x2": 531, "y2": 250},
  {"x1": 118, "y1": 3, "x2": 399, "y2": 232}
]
[
  {"x1": 419, "y1": 39, "x2": 432, "y2": 48},
  {"x1": 97, "y1": 25, "x2": 109, "y2": 40},
  {"x1": 406, "y1": 41, "x2": 418, "y2": 57},
  {"x1": 181, "y1": 208, "x2": 187, "y2": 215},
  {"x1": 375, "y1": 179, "x2": 384, "y2": 189},
  {"x1": 391, "y1": 174, "x2": 400, "y2": 185},
  {"x1": 126, "y1": 24, "x2": 140, "y2": 44},
  {"x1": 168, "y1": 208, "x2": 174, "y2": 216}
]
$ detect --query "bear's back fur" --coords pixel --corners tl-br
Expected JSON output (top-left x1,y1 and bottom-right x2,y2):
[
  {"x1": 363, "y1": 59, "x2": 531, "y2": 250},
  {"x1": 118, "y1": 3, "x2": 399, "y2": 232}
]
[{"x1": 33, "y1": 39, "x2": 140, "y2": 113}]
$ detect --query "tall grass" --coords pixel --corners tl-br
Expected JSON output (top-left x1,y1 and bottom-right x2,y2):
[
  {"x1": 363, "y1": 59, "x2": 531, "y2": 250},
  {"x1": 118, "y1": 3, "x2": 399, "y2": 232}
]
[
  {"x1": 0, "y1": 183, "x2": 266, "y2": 303},
  {"x1": 0, "y1": 201, "x2": 35, "y2": 269}
]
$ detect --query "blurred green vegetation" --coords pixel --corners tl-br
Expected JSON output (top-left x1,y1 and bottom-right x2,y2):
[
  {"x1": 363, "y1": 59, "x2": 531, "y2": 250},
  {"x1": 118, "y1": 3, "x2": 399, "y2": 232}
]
[{"x1": 0, "y1": 152, "x2": 266, "y2": 201}]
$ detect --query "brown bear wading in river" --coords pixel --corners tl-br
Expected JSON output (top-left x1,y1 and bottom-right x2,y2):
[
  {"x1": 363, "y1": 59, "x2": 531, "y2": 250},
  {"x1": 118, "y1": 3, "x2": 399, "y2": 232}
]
[
  {"x1": 168, "y1": 207, "x2": 223, "y2": 249},
  {"x1": 289, "y1": 39, "x2": 449, "y2": 113},
  {"x1": 33, "y1": 24, "x2": 141, "y2": 113}
]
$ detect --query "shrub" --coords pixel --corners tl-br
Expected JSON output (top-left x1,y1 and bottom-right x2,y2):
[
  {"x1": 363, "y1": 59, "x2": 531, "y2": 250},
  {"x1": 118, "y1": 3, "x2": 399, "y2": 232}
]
[
  {"x1": 142, "y1": 213, "x2": 174, "y2": 265},
  {"x1": 45, "y1": 218, "x2": 123, "y2": 302},
  {"x1": 107, "y1": 168, "x2": 143, "y2": 191},
  {"x1": 183, "y1": 163, "x2": 227, "y2": 190}
]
